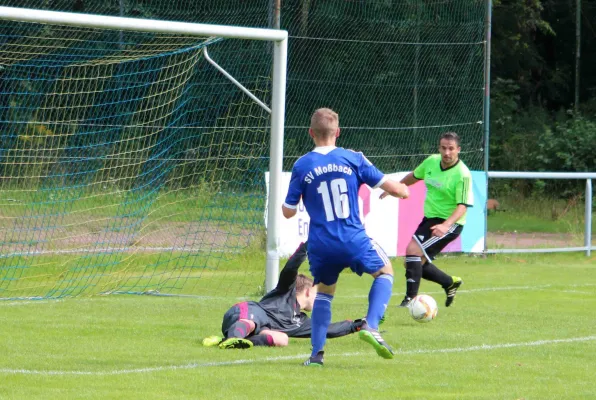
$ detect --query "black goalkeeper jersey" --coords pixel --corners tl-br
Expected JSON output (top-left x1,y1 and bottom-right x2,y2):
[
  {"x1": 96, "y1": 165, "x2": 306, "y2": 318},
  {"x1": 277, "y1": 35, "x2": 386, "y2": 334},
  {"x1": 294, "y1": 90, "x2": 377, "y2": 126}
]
[{"x1": 256, "y1": 242, "x2": 354, "y2": 338}]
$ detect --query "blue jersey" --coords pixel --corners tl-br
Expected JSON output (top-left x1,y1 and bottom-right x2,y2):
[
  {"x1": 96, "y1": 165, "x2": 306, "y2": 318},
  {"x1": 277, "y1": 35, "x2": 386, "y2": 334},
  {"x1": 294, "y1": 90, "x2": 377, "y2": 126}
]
[{"x1": 284, "y1": 146, "x2": 386, "y2": 260}]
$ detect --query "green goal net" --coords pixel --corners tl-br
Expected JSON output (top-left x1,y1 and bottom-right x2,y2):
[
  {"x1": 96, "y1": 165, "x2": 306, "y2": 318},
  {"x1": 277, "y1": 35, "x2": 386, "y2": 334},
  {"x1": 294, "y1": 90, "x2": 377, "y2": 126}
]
[
  {"x1": 0, "y1": 1, "x2": 487, "y2": 300},
  {"x1": 0, "y1": 15, "x2": 276, "y2": 299},
  {"x1": 281, "y1": 0, "x2": 486, "y2": 172}
]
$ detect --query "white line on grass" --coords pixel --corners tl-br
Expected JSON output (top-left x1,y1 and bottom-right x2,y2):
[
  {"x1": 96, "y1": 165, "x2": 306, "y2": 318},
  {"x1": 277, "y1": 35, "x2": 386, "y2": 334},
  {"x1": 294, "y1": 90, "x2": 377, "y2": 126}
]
[
  {"x1": 2, "y1": 283, "x2": 594, "y2": 304},
  {"x1": 347, "y1": 285, "x2": 554, "y2": 299},
  {"x1": 2, "y1": 335, "x2": 595, "y2": 376},
  {"x1": 0, "y1": 300, "x2": 64, "y2": 307},
  {"x1": 559, "y1": 290, "x2": 594, "y2": 294},
  {"x1": 0, "y1": 283, "x2": 596, "y2": 307},
  {"x1": 350, "y1": 283, "x2": 595, "y2": 299}
]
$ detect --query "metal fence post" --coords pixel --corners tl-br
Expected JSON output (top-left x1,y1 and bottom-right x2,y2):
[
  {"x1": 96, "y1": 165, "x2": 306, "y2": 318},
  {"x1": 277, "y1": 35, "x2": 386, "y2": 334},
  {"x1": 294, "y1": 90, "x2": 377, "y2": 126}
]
[
  {"x1": 586, "y1": 179, "x2": 592, "y2": 257},
  {"x1": 487, "y1": 172, "x2": 596, "y2": 255},
  {"x1": 482, "y1": 0, "x2": 492, "y2": 257}
]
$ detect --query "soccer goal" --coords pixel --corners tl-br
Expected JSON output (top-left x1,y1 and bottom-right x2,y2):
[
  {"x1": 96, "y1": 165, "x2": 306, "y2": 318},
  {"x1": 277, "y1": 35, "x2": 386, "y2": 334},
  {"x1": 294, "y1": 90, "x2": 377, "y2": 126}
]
[{"x1": 0, "y1": 7, "x2": 287, "y2": 299}]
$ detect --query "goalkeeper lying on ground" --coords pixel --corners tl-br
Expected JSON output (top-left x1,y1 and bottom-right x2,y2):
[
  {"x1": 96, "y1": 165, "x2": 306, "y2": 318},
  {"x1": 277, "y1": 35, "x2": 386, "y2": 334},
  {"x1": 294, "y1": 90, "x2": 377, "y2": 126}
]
[{"x1": 202, "y1": 242, "x2": 365, "y2": 349}]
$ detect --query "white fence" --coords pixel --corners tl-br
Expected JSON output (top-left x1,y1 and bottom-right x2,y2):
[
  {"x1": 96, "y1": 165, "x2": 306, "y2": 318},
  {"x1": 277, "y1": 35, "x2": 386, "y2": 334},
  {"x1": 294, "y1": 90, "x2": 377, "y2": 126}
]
[{"x1": 486, "y1": 172, "x2": 594, "y2": 256}]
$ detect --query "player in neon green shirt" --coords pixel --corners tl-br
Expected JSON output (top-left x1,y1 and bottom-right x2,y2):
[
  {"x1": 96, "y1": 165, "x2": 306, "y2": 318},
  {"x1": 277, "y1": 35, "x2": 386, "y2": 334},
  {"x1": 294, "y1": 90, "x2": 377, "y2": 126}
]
[{"x1": 381, "y1": 132, "x2": 473, "y2": 307}]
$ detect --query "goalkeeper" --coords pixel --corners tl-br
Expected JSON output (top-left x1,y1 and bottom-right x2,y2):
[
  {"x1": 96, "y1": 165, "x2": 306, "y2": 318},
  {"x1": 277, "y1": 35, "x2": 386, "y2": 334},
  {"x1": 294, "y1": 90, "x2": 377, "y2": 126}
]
[{"x1": 202, "y1": 242, "x2": 365, "y2": 349}]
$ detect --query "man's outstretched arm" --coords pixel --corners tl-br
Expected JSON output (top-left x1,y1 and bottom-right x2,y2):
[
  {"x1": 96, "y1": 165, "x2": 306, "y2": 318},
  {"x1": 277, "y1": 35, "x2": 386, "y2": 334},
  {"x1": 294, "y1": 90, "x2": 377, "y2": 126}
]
[
  {"x1": 289, "y1": 319, "x2": 365, "y2": 339},
  {"x1": 275, "y1": 241, "x2": 308, "y2": 292},
  {"x1": 400, "y1": 171, "x2": 422, "y2": 186}
]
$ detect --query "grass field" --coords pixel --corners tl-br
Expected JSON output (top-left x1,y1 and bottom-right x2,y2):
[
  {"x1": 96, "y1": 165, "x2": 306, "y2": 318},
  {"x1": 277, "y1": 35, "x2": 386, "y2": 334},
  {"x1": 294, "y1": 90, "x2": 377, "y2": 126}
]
[
  {"x1": 1, "y1": 187, "x2": 592, "y2": 235},
  {"x1": 487, "y1": 194, "x2": 595, "y2": 235},
  {"x1": 2, "y1": 252, "x2": 595, "y2": 400}
]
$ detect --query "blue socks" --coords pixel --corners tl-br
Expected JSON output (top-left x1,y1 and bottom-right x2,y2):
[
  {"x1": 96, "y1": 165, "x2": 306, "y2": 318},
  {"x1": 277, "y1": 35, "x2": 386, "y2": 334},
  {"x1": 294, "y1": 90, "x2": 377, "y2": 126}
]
[
  {"x1": 310, "y1": 275, "x2": 393, "y2": 354},
  {"x1": 366, "y1": 274, "x2": 394, "y2": 329},
  {"x1": 311, "y1": 292, "x2": 333, "y2": 356}
]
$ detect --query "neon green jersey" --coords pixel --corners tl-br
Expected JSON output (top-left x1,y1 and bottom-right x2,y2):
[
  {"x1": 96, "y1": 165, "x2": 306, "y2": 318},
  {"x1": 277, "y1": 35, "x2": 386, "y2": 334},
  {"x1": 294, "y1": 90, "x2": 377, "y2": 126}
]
[{"x1": 413, "y1": 154, "x2": 474, "y2": 225}]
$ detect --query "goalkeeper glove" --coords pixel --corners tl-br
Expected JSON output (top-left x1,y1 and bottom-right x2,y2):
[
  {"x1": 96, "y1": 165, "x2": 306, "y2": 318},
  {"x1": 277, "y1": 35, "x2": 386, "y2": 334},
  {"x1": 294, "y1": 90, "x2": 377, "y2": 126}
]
[{"x1": 350, "y1": 319, "x2": 366, "y2": 333}]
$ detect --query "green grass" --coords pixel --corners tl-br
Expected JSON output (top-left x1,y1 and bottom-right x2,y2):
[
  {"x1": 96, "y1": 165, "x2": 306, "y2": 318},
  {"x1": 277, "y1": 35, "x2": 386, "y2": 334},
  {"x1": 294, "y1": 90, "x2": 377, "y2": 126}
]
[
  {"x1": 0, "y1": 246, "x2": 268, "y2": 300},
  {"x1": 0, "y1": 186, "x2": 265, "y2": 227},
  {"x1": 488, "y1": 210, "x2": 595, "y2": 234},
  {"x1": 2, "y1": 187, "x2": 592, "y2": 236},
  {"x1": 487, "y1": 194, "x2": 595, "y2": 234},
  {"x1": 1, "y1": 252, "x2": 596, "y2": 399}
]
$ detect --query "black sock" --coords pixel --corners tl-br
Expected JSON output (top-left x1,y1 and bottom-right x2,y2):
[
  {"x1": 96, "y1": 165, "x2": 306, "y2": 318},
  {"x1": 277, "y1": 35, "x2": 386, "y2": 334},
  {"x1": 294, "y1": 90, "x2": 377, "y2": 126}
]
[
  {"x1": 247, "y1": 334, "x2": 274, "y2": 347},
  {"x1": 405, "y1": 255, "x2": 422, "y2": 298},
  {"x1": 422, "y1": 262, "x2": 453, "y2": 288},
  {"x1": 228, "y1": 320, "x2": 252, "y2": 338}
]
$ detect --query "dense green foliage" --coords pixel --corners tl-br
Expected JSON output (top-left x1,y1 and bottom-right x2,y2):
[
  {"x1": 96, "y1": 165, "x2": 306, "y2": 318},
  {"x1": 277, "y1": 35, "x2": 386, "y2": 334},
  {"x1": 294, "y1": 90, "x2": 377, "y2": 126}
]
[
  {"x1": 4, "y1": 0, "x2": 594, "y2": 181},
  {"x1": 490, "y1": 0, "x2": 596, "y2": 196}
]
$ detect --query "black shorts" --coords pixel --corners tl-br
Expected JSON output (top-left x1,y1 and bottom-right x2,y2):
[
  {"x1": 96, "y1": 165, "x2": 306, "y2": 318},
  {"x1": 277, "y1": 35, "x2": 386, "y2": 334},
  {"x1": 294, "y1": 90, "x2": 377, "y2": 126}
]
[
  {"x1": 413, "y1": 217, "x2": 463, "y2": 261},
  {"x1": 221, "y1": 301, "x2": 270, "y2": 337}
]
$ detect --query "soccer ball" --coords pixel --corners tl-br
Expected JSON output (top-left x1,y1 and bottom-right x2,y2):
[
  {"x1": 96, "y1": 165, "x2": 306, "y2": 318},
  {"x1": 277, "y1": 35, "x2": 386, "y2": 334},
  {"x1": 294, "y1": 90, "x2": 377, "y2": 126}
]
[{"x1": 408, "y1": 294, "x2": 438, "y2": 323}]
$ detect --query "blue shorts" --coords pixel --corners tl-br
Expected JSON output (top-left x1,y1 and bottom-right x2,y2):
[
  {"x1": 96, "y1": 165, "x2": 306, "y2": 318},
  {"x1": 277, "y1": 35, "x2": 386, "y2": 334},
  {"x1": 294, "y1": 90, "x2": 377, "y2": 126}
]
[{"x1": 308, "y1": 239, "x2": 390, "y2": 286}]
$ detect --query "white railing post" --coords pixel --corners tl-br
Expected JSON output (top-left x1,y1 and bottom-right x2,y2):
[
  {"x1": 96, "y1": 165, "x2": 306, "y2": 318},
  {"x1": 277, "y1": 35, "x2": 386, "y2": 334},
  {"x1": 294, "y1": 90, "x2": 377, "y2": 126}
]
[
  {"x1": 487, "y1": 171, "x2": 596, "y2": 256},
  {"x1": 586, "y1": 179, "x2": 593, "y2": 257}
]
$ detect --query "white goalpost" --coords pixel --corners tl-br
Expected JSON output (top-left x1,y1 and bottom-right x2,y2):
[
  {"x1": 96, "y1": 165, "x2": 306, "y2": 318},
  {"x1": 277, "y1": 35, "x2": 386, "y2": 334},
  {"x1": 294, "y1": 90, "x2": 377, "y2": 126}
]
[{"x1": 0, "y1": 6, "x2": 287, "y2": 298}]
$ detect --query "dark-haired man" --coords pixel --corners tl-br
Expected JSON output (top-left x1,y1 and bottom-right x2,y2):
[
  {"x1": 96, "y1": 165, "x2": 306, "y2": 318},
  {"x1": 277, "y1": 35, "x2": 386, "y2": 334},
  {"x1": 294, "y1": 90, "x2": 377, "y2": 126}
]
[{"x1": 381, "y1": 131, "x2": 473, "y2": 308}]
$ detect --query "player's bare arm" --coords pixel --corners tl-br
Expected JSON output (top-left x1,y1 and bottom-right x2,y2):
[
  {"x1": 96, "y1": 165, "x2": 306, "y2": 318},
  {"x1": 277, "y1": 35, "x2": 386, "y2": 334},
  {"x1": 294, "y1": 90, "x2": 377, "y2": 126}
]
[
  {"x1": 379, "y1": 179, "x2": 410, "y2": 199},
  {"x1": 400, "y1": 171, "x2": 421, "y2": 186},
  {"x1": 430, "y1": 204, "x2": 468, "y2": 237},
  {"x1": 282, "y1": 204, "x2": 297, "y2": 219}
]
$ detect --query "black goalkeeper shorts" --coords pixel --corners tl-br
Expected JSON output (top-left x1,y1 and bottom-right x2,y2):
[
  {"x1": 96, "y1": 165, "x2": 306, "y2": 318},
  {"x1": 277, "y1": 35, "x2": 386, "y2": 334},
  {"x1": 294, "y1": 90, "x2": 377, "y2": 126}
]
[
  {"x1": 221, "y1": 301, "x2": 269, "y2": 337},
  {"x1": 412, "y1": 217, "x2": 463, "y2": 261}
]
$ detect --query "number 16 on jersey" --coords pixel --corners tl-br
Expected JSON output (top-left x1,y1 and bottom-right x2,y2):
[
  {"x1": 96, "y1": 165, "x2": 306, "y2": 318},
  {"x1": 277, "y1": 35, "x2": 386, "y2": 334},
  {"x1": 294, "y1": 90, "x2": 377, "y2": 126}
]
[{"x1": 317, "y1": 178, "x2": 350, "y2": 221}]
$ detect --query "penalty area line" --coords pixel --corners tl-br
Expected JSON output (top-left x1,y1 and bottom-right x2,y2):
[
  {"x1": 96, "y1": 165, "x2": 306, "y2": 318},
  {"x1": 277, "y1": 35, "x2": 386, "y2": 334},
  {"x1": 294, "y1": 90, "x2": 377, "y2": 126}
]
[
  {"x1": 350, "y1": 283, "x2": 595, "y2": 299},
  {"x1": 1, "y1": 335, "x2": 595, "y2": 376},
  {"x1": 3, "y1": 283, "x2": 593, "y2": 305}
]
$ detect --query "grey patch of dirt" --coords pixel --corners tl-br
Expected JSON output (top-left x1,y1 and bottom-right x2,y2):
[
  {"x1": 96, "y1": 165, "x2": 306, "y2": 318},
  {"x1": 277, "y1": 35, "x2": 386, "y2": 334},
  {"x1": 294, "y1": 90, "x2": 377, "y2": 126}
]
[{"x1": 0, "y1": 221, "x2": 259, "y2": 256}]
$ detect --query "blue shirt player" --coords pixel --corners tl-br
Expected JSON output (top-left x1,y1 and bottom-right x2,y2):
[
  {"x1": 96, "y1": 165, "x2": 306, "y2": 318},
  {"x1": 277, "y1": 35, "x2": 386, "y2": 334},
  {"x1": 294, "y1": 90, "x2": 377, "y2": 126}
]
[{"x1": 282, "y1": 108, "x2": 410, "y2": 366}]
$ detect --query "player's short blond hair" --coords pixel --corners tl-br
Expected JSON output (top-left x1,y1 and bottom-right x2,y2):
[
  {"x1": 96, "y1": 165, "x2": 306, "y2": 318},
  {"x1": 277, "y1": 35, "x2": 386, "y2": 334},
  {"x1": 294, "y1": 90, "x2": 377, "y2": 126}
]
[{"x1": 310, "y1": 108, "x2": 339, "y2": 139}]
